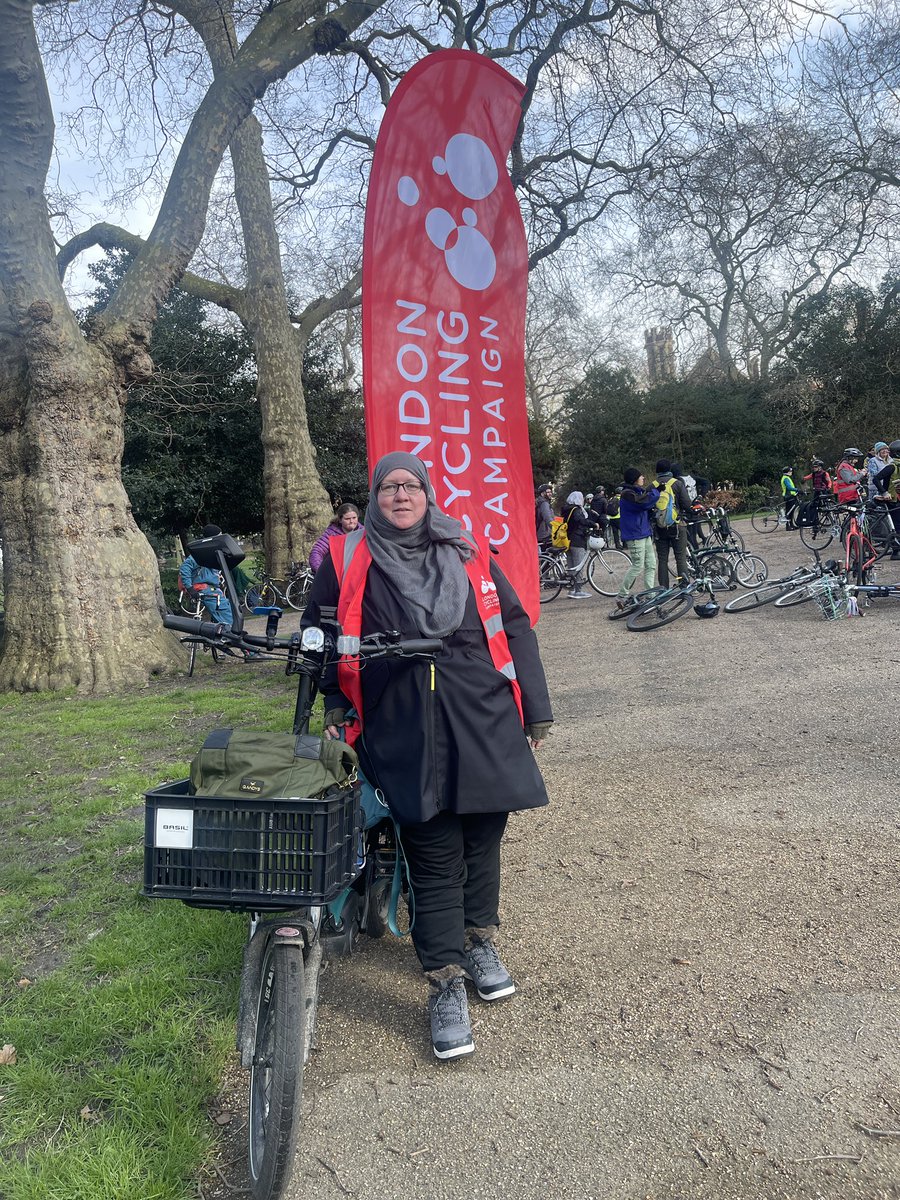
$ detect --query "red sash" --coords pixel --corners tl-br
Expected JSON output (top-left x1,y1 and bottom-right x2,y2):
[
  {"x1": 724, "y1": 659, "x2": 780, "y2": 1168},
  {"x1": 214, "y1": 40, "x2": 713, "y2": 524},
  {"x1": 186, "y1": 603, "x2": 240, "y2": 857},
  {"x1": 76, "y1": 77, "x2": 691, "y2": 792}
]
[{"x1": 329, "y1": 530, "x2": 524, "y2": 745}]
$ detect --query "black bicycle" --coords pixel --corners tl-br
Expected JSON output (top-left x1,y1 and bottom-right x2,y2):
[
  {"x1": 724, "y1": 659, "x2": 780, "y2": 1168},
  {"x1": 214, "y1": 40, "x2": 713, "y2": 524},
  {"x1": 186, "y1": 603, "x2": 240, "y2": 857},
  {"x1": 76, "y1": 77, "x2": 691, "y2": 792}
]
[{"x1": 145, "y1": 532, "x2": 440, "y2": 1200}]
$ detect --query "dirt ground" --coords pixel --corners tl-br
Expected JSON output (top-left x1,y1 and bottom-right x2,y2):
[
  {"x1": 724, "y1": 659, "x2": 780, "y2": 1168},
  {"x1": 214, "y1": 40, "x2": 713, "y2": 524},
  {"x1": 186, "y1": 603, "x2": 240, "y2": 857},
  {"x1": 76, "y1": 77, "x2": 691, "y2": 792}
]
[{"x1": 211, "y1": 527, "x2": 900, "y2": 1200}]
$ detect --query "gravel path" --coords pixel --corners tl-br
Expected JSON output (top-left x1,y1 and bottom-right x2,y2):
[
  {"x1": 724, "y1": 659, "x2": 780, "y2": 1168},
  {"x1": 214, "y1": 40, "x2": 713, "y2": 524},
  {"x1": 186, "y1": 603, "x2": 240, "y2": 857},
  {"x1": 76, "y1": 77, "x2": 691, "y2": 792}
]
[{"x1": 267, "y1": 526, "x2": 900, "y2": 1200}]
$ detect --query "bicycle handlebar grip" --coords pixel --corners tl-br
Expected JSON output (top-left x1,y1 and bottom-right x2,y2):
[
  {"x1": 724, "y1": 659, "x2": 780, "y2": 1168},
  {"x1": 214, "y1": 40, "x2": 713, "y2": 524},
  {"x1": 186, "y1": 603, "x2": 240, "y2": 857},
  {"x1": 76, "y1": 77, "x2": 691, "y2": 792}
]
[
  {"x1": 164, "y1": 614, "x2": 228, "y2": 638},
  {"x1": 399, "y1": 638, "x2": 443, "y2": 654}
]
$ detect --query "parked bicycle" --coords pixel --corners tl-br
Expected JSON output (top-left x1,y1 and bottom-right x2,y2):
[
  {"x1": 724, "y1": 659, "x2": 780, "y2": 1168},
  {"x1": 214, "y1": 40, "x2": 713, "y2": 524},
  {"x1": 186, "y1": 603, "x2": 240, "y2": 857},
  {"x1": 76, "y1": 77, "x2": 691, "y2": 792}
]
[
  {"x1": 538, "y1": 535, "x2": 631, "y2": 602},
  {"x1": 699, "y1": 505, "x2": 746, "y2": 553},
  {"x1": 243, "y1": 560, "x2": 313, "y2": 613},
  {"x1": 750, "y1": 497, "x2": 790, "y2": 534},
  {"x1": 146, "y1": 533, "x2": 440, "y2": 1200}
]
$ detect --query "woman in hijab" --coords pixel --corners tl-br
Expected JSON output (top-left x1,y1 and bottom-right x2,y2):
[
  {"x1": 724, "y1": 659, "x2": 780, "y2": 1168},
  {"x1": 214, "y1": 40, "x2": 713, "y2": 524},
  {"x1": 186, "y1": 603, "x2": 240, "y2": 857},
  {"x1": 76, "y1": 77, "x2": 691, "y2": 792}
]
[
  {"x1": 303, "y1": 451, "x2": 552, "y2": 1060},
  {"x1": 562, "y1": 490, "x2": 595, "y2": 599}
]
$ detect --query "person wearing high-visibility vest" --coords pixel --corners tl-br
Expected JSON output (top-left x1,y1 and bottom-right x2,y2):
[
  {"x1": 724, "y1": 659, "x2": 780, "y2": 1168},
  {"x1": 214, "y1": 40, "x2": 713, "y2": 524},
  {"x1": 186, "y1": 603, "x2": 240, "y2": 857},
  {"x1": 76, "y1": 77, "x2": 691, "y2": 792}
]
[
  {"x1": 305, "y1": 452, "x2": 553, "y2": 1061},
  {"x1": 780, "y1": 467, "x2": 799, "y2": 529}
]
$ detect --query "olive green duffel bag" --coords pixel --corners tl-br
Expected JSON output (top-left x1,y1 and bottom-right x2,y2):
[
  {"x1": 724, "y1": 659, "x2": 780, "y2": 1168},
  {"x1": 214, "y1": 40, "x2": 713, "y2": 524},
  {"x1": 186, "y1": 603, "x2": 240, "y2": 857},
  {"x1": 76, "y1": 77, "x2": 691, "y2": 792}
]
[{"x1": 189, "y1": 728, "x2": 358, "y2": 799}]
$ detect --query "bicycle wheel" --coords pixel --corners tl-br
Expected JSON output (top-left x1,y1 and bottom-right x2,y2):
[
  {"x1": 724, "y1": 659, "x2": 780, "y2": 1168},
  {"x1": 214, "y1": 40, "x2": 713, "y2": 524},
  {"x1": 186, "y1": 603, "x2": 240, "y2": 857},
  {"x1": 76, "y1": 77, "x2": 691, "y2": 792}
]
[
  {"x1": 847, "y1": 533, "x2": 876, "y2": 587},
  {"x1": 538, "y1": 554, "x2": 565, "y2": 603},
  {"x1": 725, "y1": 580, "x2": 798, "y2": 612},
  {"x1": 626, "y1": 589, "x2": 694, "y2": 631},
  {"x1": 733, "y1": 553, "x2": 769, "y2": 588},
  {"x1": 774, "y1": 580, "x2": 823, "y2": 607},
  {"x1": 751, "y1": 505, "x2": 781, "y2": 533},
  {"x1": 285, "y1": 573, "x2": 312, "y2": 611},
  {"x1": 693, "y1": 552, "x2": 735, "y2": 590},
  {"x1": 187, "y1": 640, "x2": 198, "y2": 677},
  {"x1": 799, "y1": 517, "x2": 835, "y2": 551},
  {"x1": 586, "y1": 549, "x2": 631, "y2": 596},
  {"x1": 248, "y1": 939, "x2": 305, "y2": 1200},
  {"x1": 178, "y1": 588, "x2": 198, "y2": 615}
]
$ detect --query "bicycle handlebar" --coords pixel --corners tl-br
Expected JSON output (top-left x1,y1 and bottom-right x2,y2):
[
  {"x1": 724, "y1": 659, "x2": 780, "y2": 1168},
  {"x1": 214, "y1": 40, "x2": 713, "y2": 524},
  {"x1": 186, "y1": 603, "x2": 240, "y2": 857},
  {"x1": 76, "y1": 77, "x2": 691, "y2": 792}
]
[{"x1": 163, "y1": 613, "x2": 442, "y2": 660}]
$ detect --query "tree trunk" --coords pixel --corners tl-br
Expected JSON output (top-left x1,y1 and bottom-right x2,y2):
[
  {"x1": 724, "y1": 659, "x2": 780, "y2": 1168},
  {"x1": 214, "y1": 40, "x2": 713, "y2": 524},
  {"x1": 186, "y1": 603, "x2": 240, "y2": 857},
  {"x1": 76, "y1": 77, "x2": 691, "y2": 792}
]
[
  {"x1": 0, "y1": 1, "x2": 178, "y2": 691},
  {"x1": 0, "y1": 324, "x2": 178, "y2": 692},
  {"x1": 177, "y1": 0, "x2": 333, "y2": 575}
]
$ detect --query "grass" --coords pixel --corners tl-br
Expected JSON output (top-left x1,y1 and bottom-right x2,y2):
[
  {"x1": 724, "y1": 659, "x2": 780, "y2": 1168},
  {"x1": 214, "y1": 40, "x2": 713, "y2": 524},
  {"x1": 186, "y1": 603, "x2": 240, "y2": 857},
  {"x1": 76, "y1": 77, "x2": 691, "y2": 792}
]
[{"x1": 0, "y1": 660, "x2": 311, "y2": 1200}]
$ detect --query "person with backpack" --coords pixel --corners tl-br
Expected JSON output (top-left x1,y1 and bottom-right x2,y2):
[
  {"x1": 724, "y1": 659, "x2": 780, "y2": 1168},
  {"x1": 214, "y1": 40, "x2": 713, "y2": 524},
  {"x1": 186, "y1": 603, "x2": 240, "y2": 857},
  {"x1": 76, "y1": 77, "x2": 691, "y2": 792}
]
[
  {"x1": 561, "y1": 490, "x2": 596, "y2": 599},
  {"x1": 304, "y1": 451, "x2": 552, "y2": 1061},
  {"x1": 652, "y1": 460, "x2": 691, "y2": 587},
  {"x1": 534, "y1": 483, "x2": 554, "y2": 549},
  {"x1": 612, "y1": 468, "x2": 659, "y2": 612}
]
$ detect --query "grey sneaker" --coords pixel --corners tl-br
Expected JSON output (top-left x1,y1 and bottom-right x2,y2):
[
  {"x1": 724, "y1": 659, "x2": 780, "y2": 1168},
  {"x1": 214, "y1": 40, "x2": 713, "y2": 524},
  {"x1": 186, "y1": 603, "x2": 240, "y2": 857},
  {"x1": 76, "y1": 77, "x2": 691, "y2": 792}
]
[
  {"x1": 428, "y1": 974, "x2": 475, "y2": 1060},
  {"x1": 570, "y1": 590, "x2": 590, "y2": 599},
  {"x1": 465, "y1": 937, "x2": 516, "y2": 1001}
]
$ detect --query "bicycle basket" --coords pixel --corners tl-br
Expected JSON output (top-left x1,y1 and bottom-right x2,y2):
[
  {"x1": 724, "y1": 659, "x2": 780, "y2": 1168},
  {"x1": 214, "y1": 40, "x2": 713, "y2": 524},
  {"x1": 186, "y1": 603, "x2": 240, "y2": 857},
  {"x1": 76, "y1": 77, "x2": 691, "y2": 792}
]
[
  {"x1": 813, "y1": 579, "x2": 849, "y2": 621},
  {"x1": 143, "y1": 779, "x2": 361, "y2": 909},
  {"x1": 143, "y1": 730, "x2": 362, "y2": 909}
]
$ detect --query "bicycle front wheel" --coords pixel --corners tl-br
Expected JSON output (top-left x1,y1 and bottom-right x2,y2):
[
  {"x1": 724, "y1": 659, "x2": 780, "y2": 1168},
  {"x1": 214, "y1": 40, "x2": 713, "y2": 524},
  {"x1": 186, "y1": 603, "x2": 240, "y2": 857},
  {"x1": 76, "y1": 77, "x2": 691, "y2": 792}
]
[
  {"x1": 586, "y1": 549, "x2": 631, "y2": 596},
  {"x1": 249, "y1": 939, "x2": 305, "y2": 1200},
  {"x1": 538, "y1": 554, "x2": 565, "y2": 603},
  {"x1": 626, "y1": 589, "x2": 693, "y2": 631},
  {"x1": 751, "y1": 505, "x2": 781, "y2": 533},
  {"x1": 285, "y1": 574, "x2": 312, "y2": 611},
  {"x1": 187, "y1": 641, "x2": 198, "y2": 677}
]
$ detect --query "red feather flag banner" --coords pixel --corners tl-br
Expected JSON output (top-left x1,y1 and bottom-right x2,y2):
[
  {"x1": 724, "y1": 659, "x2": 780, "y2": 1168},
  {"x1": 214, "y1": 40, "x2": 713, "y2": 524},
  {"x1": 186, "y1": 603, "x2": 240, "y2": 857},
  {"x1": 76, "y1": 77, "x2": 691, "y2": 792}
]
[{"x1": 362, "y1": 50, "x2": 538, "y2": 623}]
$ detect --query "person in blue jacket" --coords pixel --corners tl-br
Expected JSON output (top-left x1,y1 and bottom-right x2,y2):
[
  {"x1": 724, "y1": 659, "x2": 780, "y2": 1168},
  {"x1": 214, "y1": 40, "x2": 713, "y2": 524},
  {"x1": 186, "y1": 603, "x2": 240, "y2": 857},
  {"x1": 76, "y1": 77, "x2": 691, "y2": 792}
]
[
  {"x1": 613, "y1": 468, "x2": 660, "y2": 612},
  {"x1": 178, "y1": 524, "x2": 234, "y2": 627}
]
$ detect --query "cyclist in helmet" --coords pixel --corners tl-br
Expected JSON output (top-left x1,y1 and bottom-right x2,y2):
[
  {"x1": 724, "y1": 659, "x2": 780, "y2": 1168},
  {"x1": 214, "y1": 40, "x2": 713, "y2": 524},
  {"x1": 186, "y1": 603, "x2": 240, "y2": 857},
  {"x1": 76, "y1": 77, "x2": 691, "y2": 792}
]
[
  {"x1": 834, "y1": 448, "x2": 863, "y2": 504},
  {"x1": 803, "y1": 457, "x2": 832, "y2": 494}
]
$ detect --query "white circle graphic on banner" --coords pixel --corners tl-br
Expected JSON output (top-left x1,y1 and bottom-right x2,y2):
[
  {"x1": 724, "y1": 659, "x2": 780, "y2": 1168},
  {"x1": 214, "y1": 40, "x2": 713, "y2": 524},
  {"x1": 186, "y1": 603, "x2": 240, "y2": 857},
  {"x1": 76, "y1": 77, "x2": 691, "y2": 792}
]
[
  {"x1": 433, "y1": 134, "x2": 498, "y2": 200},
  {"x1": 397, "y1": 176, "x2": 419, "y2": 206}
]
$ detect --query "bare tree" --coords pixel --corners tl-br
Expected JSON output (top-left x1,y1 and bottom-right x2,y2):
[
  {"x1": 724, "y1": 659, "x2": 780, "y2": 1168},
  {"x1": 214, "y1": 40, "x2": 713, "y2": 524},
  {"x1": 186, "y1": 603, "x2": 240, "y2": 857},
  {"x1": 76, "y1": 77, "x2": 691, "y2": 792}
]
[
  {"x1": 608, "y1": 99, "x2": 893, "y2": 380},
  {"x1": 0, "y1": 0, "x2": 383, "y2": 692}
]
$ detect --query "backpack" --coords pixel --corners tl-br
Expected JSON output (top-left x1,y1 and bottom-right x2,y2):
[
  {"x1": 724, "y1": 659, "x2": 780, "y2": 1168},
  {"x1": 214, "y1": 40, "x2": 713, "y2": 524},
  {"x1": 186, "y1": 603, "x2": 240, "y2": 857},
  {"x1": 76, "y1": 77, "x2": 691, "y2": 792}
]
[
  {"x1": 654, "y1": 479, "x2": 679, "y2": 529},
  {"x1": 550, "y1": 516, "x2": 570, "y2": 550}
]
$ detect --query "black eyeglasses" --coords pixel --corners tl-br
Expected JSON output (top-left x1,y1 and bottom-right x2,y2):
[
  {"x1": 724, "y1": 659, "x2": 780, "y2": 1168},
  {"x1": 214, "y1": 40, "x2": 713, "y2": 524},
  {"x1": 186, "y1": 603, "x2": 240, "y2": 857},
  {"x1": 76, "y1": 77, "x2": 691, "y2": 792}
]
[{"x1": 378, "y1": 480, "x2": 425, "y2": 496}]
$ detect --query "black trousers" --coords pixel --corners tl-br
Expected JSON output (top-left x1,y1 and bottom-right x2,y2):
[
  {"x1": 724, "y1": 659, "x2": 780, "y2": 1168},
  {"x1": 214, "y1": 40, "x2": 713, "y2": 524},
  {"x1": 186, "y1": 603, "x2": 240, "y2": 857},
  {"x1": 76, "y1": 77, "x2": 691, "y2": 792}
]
[
  {"x1": 655, "y1": 525, "x2": 688, "y2": 586},
  {"x1": 397, "y1": 810, "x2": 508, "y2": 972}
]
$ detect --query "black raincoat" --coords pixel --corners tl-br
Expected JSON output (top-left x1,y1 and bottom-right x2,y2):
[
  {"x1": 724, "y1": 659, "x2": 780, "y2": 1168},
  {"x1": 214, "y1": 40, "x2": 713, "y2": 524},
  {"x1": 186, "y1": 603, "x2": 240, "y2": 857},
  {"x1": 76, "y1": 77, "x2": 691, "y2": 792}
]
[{"x1": 304, "y1": 554, "x2": 552, "y2": 825}]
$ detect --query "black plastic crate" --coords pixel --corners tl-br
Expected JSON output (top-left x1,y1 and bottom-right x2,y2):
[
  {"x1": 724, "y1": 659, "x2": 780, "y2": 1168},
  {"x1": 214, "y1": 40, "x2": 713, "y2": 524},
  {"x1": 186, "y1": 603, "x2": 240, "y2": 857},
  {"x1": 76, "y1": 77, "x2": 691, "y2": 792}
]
[{"x1": 143, "y1": 779, "x2": 360, "y2": 910}]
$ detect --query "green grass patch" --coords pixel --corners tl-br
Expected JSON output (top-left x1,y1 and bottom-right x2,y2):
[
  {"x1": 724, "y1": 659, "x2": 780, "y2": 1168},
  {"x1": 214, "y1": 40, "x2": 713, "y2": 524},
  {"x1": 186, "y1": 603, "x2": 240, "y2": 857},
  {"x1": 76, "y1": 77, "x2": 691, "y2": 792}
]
[{"x1": 0, "y1": 663, "x2": 312, "y2": 1199}]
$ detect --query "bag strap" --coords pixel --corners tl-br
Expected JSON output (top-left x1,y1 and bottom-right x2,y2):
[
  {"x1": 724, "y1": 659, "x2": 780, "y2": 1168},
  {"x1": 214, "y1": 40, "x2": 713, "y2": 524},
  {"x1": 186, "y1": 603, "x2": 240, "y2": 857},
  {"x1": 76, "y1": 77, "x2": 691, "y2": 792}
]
[{"x1": 388, "y1": 817, "x2": 415, "y2": 938}]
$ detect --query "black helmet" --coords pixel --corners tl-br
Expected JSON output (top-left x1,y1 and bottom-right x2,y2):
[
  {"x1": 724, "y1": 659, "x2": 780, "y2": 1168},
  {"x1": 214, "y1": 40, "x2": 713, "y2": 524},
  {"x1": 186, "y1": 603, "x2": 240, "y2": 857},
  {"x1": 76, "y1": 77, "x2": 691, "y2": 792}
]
[
  {"x1": 811, "y1": 457, "x2": 824, "y2": 466},
  {"x1": 693, "y1": 600, "x2": 720, "y2": 619},
  {"x1": 889, "y1": 440, "x2": 900, "y2": 456},
  {"x1": 843, "y1": 447, "x2": 862, "y2": 458},
  {"x1": 537, "y1": 483, "x2": 552, "y2": 494},
  {"x1": 782, "y1": 467, "x2": 792, "y2": 473}
]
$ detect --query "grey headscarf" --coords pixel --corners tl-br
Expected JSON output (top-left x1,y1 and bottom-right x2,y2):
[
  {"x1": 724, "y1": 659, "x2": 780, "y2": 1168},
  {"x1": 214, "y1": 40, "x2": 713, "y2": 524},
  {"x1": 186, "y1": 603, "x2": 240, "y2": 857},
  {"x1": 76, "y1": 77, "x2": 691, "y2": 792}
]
[{"x1": 363, "y1": 452, "x2": 473, "y2": 638}]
